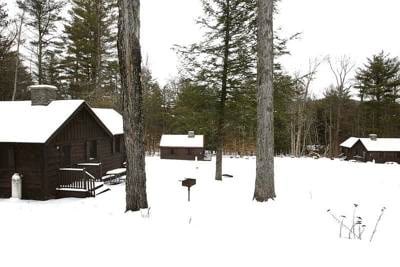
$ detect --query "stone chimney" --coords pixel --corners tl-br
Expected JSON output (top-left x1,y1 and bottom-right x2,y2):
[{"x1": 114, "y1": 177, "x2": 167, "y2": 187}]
[
  {"x1": 29, "y1": 85, "x2": 58, "y2": 106},
  {"x1": 369, "y1": 134, "x2": 377, "y2": 141},
  {"x1": 188, "y1": 131, "x2": 195, "y2": 138}
]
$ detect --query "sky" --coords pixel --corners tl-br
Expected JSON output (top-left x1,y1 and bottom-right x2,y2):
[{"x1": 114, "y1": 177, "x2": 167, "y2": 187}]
[{"x1": 6, "y1": 0, "x2": 400, "y2": 98}]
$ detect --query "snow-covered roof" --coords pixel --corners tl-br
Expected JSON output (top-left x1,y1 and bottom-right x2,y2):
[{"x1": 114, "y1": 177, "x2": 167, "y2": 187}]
[
  {"x1": 340, "y1": 137, "x2": 359, "y2": 148},
  {"x1": 160, "y1": 134, "x2": 204, "y2": 148},
  {"x1": 92, "y1": 108, "x2": 123, "y2": 135},
  {"x1": 0, "y1": 100, "x2": 84, "y2": 143},
  {"x1": 359, "y1": 138, "x2": 400, "y2": 152},
  {"x1": 340, "y1": 137, "x2": 400, "y2": 152}
]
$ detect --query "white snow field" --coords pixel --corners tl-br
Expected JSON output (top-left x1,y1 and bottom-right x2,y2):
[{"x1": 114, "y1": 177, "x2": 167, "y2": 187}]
[{"x1": 1, "y1": 157, "x2": 400, "y2": 267}]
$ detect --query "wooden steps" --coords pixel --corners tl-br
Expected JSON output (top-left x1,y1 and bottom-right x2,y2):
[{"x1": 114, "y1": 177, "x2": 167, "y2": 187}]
[{"x1": 56, "y1": 181, "x2": 109, "y2": 198}]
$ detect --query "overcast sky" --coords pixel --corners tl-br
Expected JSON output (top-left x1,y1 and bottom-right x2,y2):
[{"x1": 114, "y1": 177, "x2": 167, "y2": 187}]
[{"x1": 6, "y1": 0, "x2": 400, "y2": 98}]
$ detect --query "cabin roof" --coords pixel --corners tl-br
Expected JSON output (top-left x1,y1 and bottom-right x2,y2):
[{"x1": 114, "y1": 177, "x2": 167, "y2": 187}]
[
  {"x1": 340, "y1": 137, "x2": 359, "y2": 148},
  {"x1": 0, "y1": 100, "x2": 84, "y2": 143},
  {"x1": 359, "y1": 138, "x2": 400, "y2": 152},
  {"x1": 160, "y1": 134, "x2": 204, "y2": 148},
  {"x1": 340, "y1": 137, "x2": 400, "y2": 152},
  {"x1": 92, "y1": 108, "x2": 123, "y2": 136}
]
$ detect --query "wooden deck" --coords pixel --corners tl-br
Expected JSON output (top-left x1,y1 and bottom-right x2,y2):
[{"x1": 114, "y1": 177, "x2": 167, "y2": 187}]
[{"x1": 56, "y1": 168, "x2": 109, "y2": 198}]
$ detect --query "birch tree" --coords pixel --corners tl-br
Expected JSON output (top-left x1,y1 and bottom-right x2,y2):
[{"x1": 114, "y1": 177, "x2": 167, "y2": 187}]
[
  {"x1": 254, "y1": 0, "x2": 275, "y2": 202},
  {"x1": 118, "y1": 0, "x2": 148, "y2": 211}
]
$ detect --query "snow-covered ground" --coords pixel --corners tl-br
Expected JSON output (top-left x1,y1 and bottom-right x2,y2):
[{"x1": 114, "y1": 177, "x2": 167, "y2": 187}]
[{"x1": 1, "y1": 157, "x2": 400, "y2": 267}]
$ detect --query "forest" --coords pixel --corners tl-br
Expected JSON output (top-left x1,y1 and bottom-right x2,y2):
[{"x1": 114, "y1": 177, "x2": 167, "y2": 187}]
[{"x1": 1, "y1": 0, "x2": 400, "y2": 157}]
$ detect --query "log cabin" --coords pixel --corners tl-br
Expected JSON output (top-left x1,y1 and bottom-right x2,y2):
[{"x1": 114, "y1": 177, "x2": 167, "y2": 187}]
[
  {"x1": 0, "y1": 85, "x2": 125, "y2": 200},
  {"x1": 340, "y1": 134, "x2": 400, "y2": 163},
  {"x1": 160, "y1": 131, "x2": 205, "y2": 160}
]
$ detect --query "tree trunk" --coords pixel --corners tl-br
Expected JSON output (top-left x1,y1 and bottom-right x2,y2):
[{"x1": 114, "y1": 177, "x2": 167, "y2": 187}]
[
  {"x1": 215, "y1": 0, "x2": 231, "y2": 181},
  {"x1": 12, "y1": 12, "x2": 24, "y2": 101},
  {"x1": 254, "y1": 0, "x2": 275, "y2": 202},
  {"x1": 118, "y1": 0, "x2": 148, "y2": 211}
]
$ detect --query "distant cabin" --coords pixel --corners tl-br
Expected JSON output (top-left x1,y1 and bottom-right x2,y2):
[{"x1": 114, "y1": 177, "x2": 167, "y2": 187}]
[
  {"x1": 340, "y1": 134, "x2": 400, "y2": 163},
  {"x1": 0, "y1": 85, "x2": 125, "y2": 200},
  {"x1": 160, "y1": 132, "x2": 204, "y2": 160}
]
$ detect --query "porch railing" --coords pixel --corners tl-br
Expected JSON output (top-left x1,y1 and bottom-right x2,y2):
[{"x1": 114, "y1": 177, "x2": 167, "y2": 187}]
[
  {"x1": 76, "y1": 163, "x2": 102, "y2": 181},
  {"x1": 58, "y1": 168, "x2": 96, "y2": 196}
]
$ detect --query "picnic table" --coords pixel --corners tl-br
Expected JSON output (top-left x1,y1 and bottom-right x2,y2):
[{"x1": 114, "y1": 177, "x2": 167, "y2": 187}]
[{"x1": 102, "y1": 168, "x2": 126, "y2": 185}]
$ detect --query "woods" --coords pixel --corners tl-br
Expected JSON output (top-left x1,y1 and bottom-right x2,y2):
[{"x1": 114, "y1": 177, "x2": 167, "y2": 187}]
[{"x1": 0, "y1": 1, "x2": 400, "y2": 172}]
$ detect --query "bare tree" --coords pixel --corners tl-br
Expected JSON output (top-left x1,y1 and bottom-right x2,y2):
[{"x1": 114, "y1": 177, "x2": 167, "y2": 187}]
[
  {"x1": 254, "y1": 0, "x2": 275, "y2": 202},
  {"x1": 290, "y1": 58, "x2": 322, "y2": 157},
  {"x1": 118, "y1": 0, "x2": 148, "y2": 211},
  {"x1": 327, "y1": 56, "x2": 354, "y2": 156}
]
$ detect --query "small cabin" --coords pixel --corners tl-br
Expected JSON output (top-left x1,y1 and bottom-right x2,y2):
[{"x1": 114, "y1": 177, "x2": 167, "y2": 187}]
[
  {"x1": 0, "y1": 85, "x2": 125, "y2": 200},
  {"x1": 340, "y1": 134, "x2": 400, "y2": 163},
  {"x1": 160, "y1": 131, "x2": 204, "y2": 160}
]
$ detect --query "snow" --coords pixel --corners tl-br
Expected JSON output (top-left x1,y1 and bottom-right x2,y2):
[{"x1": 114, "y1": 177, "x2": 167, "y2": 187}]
[
  {"x1": 106, "y1": 168, "x2": 126, "y2": 175},
  {"x1": 28, "y1": 84, "x2": 57, "y2": 90},
  {"x1": 92, "y1": 108, "x2": 123, "y2": 136},
  {"x1": 160, "y1": 134, "x2": 204, "y2": 148},
  {"x1": 1, "y1": 157, "x2": 400, "y2": 267},
  {"x1": 340, "y1": 137, "x2": 359, "y2": 148},
  {"x1": 0, "y1": 100, "x2": 84, "y2": 143},
  {"x1": 77, "y1": 162, "x2": 102, "y2": 166}
]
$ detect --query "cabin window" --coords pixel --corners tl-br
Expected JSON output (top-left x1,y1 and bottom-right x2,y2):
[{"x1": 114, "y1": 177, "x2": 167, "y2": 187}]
[
  {"x1": 87, "y1": 140, "x2": 97, "y2": 160},
  {"x1": 171, "y1": 148, "x2": 175, "y2": 155}
]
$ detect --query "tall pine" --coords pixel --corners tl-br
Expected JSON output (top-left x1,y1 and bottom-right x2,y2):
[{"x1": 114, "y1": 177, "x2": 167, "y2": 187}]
[
  {"x1": 64, "y1": 0, "x2": 118, "y2": 103},
  {"x1": 177, "y1": 0, "x2": 257, "y2": 180}
]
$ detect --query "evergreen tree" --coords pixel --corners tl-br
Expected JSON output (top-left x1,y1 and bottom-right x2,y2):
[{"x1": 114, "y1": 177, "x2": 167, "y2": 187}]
[
  {"x1": 64, "y1": 0, "x2": 118, "y2": 103},
  {"x1": 17, "y1": 0, "x2": 64, "y2": 84},
  {"x1": 0, "y1": 51, "x2": 32, "y2": 101},
  {"x1": 0, "y1": 2, "x2": 15, "y2": 64},
  {"x1": 142, "y1": 65, "x2": 164, "y2": 153},
  {"x1": 176, "y1": 0, "x2": 257, "y2": 180},
  {"x1": 355, "y1": 51, "x2": 400, "y2": 102}
]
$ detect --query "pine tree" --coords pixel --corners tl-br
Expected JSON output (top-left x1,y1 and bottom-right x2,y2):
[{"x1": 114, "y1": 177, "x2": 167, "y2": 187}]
[
  {"x1": 355, "y1": 51, "x2": 400, "y2": 103},
  {"x1": 64, "y1": 0, "x2": 118, "y2": 103},
  {"x1": 17, "y1": 0, "x2": 64, "y2": 84},
  {"x1": 176, "y1": 0, "x2": 257, "y2": 180},
  {"x1": 0, "y1": 2, "x2": 15, "y2": 65},
  {"x1": 142, "y1": 65, "x2": 164, "y2": 154}
]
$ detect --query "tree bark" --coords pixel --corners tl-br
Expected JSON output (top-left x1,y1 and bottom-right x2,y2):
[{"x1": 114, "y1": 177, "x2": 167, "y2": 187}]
[
  {"x1": 254, "y1": 0, "x2": 275, "y2": 202},
  {"x1": 12, "y1": 12, "x2": 24, "y2": 101},
  {"x1": 118, "y1": 0, "x2": 148, "y2": 211},
  {"x1": 215, "y1": 0, "x2": 231, "y2": 181}
]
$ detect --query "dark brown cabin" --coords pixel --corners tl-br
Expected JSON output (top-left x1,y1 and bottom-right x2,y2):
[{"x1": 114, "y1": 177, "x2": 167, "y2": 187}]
[
  {"x1": 340, "y1": 135, "x2": 400, "y2": 163},
  {"x1": 0, "y1": 85, "x2": 125, "y2": 200},
  {"x1": 160, "y1": 132, "x2": 204, "y2": 161}
]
